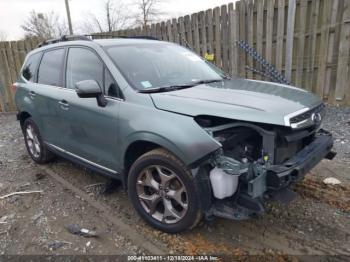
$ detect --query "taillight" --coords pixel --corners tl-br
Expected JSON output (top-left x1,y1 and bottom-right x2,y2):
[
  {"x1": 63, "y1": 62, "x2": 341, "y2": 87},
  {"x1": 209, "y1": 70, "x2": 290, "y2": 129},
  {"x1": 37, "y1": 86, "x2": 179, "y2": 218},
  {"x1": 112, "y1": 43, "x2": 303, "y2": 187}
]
[{"x1": 11, "y1": 83, "x2": 17, "y2": 93}]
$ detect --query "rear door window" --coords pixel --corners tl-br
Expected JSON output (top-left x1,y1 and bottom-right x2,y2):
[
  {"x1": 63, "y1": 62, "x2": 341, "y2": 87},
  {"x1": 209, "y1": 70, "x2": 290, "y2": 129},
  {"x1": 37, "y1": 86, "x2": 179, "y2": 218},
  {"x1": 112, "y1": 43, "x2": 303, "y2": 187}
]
[
  {"x1": 22, "y1": 52, "x2": 42, "y2": 82},
  {"x1": 37, "y1": 48, "x2": 65, "y2": 87}
]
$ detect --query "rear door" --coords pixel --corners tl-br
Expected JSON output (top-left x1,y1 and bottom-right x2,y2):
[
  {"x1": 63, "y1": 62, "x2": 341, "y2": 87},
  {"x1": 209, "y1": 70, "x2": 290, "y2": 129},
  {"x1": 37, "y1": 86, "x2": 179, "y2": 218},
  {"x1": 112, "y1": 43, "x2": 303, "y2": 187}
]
[{"x1": 32, "y1": 48, "x2": 66, "y2": 145}]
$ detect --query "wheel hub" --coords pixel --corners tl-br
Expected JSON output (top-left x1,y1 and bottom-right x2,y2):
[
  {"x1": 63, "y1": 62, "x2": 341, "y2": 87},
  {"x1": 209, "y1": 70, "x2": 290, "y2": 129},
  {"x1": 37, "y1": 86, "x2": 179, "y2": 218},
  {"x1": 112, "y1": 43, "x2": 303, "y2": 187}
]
[{"x1": 158, "y1": 189, "x2": 165, "y2": 198}]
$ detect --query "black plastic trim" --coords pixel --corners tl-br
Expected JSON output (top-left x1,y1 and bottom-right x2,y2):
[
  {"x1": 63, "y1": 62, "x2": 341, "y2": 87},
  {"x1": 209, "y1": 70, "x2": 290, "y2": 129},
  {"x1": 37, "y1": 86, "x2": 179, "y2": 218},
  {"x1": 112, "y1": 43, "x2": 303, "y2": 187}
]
[{"x1": 266, "y1": 129, "x2": 334, "y2": 190}]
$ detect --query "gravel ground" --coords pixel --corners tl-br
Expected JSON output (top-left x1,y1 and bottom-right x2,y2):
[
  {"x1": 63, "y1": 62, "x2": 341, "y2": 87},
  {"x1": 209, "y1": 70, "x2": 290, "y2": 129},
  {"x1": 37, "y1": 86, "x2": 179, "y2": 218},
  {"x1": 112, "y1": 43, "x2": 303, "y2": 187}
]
[
  {"x1": 0, "y1": 114, "x2": 148, "y2": 255},
  {"x1": 323, "y1": 105, "x2": 350, "y2": 163}
]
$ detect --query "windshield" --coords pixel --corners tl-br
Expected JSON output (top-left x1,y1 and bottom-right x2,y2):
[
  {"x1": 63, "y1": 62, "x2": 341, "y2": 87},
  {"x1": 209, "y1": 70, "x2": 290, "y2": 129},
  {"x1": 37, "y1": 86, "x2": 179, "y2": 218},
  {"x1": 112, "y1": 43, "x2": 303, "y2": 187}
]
[{"x1": 105, "y1": 43, "x2": 225, "y2": 90}]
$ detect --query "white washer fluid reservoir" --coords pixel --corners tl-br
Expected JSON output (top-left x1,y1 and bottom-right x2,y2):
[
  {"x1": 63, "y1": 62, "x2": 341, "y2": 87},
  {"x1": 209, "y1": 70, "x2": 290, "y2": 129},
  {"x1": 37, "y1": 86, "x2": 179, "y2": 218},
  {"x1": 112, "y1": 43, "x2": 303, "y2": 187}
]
[{"x1": 209, "y1": 167, "x2": 240, "y2": 199}]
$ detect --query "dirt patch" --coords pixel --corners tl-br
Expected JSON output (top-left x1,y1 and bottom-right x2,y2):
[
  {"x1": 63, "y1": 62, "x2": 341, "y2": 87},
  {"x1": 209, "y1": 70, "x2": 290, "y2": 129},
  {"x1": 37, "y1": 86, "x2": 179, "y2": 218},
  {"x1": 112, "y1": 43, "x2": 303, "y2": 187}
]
[
  {"x1": 181, "y1": 234, "x2": 244, "y2": 256},
  {"x1": 294, "y1": 175, "x2": 350, "y2": 212},
  {"x1": 139, "y1": 226, "x2": 245, "y2": 256},
  {"x1": 0, "y1": 166, "x2": 144, "y2": 255}
]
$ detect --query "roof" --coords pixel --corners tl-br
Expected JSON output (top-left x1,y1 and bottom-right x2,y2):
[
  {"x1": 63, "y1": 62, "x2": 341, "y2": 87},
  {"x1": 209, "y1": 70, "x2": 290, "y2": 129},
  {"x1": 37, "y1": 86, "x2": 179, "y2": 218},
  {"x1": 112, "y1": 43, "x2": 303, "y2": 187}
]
[
  {"x1": 93, "y1": 38, "x2": 162, "y2": 47},
  {"x1": 28, "y1": 36, "x2": 167, "y2": 56}
]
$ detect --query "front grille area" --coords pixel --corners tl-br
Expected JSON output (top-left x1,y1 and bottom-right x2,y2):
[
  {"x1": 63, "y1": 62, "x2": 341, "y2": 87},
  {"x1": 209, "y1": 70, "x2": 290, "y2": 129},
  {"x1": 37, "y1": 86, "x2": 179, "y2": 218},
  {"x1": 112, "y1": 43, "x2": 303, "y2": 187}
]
[
  {"x1": 274, "y1": 126, "x2": 316, "y2": 164},
  {"x1": 290, "y1": 104, "x2": 325, "y2": 124},
  {"x1": 274, "y1": 140, "x2": 303, "y2": 164}
]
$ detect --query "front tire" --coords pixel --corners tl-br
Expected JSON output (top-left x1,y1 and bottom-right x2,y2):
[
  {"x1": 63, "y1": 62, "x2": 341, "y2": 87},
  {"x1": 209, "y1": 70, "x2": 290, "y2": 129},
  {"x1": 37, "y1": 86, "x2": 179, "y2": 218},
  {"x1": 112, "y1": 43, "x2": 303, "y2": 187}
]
[
  {"x1": 128, "y1": 149, "x2": 202, "y2": 233},
  {"x1": 23, "y1": 118, "x2": 55, "y2": 164}
]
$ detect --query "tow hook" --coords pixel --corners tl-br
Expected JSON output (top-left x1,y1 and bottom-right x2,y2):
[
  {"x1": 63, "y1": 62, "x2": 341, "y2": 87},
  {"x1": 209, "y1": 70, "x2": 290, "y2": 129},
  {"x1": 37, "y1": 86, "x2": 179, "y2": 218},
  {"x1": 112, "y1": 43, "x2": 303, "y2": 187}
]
[{"x1": 325, "y1": 151, "x2": 337, "y2": 160}]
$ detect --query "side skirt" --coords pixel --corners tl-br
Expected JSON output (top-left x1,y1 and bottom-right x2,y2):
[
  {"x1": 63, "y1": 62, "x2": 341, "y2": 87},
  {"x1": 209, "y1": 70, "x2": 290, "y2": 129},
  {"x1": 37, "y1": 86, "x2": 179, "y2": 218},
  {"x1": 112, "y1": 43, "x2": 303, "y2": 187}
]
[{"x1": 45, "y1": 143, "x2": 124, "y2": 183}]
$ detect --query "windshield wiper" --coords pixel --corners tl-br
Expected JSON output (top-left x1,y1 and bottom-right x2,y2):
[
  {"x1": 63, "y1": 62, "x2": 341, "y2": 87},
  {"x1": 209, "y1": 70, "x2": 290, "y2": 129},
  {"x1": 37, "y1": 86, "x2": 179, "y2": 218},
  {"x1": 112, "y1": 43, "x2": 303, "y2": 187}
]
[
  {"x1": 138, "y1": 83, "x2": 195, "y2": 93},
  {"x1": 138, "y1": 79, "x2": 224, "y2": 94},
  {"x1": 190, "y1": 79, "x2": 224, "y2": 85}
]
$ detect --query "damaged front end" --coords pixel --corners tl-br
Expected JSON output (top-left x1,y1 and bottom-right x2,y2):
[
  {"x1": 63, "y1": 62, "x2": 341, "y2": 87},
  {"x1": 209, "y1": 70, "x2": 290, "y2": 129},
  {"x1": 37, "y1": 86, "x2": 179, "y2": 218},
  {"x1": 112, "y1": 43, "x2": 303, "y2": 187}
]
[{"x1": 192, "y1": 117, "x2": 336, "y2": 221}]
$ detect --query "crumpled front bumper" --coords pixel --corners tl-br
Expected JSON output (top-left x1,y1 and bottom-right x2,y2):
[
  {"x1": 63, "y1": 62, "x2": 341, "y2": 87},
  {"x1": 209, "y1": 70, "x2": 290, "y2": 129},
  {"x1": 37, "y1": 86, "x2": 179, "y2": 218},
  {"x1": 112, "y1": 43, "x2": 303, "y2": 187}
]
[
  {"x1": 266, "y1": 129, "x2": 335, "y2": 191},
  {"x1": 202, "y1": 129, "x2": 336, "y2": 221}
]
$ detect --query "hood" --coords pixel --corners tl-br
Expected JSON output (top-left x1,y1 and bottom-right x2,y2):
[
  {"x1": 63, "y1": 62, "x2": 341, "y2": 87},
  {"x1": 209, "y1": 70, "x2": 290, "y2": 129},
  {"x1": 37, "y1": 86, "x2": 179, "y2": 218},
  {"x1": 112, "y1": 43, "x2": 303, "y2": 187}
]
[{"x1": 150, "y1": 78, "x2": 322, "y2": 127}]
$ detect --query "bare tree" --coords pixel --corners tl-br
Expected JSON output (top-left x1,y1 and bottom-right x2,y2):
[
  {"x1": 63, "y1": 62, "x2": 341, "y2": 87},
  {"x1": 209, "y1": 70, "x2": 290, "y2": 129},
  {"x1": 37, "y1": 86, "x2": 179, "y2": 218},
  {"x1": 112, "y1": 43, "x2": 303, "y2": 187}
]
[
  {"x1": 81, "y1": 0, "x2": 132, "y2": 34},
  {"x1": 0, "y1": 30, "x2": 7, "y2": 41},
  {"x1": 21, "y1": 10, "x2": 68, "y2": 39},
  {"x1": 134, "y1": 0, "x2": 167, "y2": 28}
]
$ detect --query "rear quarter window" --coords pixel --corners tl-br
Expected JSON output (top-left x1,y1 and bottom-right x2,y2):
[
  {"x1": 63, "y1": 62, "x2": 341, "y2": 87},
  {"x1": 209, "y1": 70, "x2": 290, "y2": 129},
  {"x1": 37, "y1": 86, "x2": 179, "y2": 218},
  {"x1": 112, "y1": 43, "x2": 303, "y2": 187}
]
[
  {"x1": 38, "y1": 48, "x2": 65, "y2": 87},
  {"x1": 22, "y1": 52, "x2": 42, "y2": 82}
]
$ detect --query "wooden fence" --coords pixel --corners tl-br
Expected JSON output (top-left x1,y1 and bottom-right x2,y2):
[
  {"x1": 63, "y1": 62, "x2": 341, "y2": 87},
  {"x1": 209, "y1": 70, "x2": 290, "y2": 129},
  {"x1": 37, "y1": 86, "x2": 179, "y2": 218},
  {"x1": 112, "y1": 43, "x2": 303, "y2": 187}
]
[{"x1": 0, "y1": 0, "x2": 350, "y2": 112}]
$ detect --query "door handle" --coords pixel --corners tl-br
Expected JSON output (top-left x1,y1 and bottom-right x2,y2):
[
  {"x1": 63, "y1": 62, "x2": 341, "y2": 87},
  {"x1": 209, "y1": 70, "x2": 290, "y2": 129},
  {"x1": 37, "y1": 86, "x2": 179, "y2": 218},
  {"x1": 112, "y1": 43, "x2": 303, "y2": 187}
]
[
  {"x1": 58, "y1": 100, "x2": 69, "y2": 110},
  {"x1": 29, "y1": 91, "x2": 36, "y2": 99}
]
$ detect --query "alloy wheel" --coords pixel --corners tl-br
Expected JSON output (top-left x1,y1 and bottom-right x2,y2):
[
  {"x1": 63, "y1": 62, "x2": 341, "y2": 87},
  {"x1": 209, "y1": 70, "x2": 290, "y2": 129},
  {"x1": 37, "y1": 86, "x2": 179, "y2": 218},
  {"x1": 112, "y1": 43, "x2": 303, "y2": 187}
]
[
  {"x1": 136, "y1": 165, "x2": 188, "y2": 224},
  {"x1": 25, "y1": 124, "x2": 41, "y2": 158}
]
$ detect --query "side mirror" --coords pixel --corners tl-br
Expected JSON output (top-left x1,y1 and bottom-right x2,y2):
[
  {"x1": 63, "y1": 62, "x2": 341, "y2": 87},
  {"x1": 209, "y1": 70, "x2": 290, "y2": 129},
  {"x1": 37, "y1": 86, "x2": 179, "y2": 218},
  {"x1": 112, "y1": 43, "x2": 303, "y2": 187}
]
[{"x1": 75, "y1": 80, "x2": 107, "y2": 107}]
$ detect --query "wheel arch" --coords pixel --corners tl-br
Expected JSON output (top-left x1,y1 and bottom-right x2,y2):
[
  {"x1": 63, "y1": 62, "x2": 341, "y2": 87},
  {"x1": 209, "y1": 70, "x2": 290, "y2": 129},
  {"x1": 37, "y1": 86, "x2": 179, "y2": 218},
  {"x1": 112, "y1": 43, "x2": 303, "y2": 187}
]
[
  {"x1": 18, "y1": 111, "x2": 32, "y2": 130},
  {"x1": 124, "y1": 140, "x2": 162, "y2": 174}
]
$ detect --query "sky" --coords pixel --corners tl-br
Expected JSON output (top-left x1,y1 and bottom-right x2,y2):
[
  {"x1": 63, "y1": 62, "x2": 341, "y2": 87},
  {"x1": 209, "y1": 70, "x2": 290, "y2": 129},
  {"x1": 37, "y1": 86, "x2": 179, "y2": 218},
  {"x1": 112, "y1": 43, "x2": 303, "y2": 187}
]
[{"x1": 0, "y1": 0, "x2": 236, "y2": 41}]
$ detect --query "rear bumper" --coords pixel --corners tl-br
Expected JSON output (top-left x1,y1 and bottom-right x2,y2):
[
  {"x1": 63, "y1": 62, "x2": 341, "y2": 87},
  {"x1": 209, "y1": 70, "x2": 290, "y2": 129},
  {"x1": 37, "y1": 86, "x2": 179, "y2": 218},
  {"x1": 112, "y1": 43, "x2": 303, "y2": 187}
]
[{"x1": 266, "y1": 129, "x2": 335, "y2": 190}]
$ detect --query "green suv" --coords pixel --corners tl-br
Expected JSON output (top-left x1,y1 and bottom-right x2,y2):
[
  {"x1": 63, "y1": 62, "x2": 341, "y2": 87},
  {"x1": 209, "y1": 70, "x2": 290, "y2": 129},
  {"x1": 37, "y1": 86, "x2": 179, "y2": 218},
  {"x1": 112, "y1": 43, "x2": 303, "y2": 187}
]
[{"x1": 15, "y1": 36, "x2": 335, "y2": 233}]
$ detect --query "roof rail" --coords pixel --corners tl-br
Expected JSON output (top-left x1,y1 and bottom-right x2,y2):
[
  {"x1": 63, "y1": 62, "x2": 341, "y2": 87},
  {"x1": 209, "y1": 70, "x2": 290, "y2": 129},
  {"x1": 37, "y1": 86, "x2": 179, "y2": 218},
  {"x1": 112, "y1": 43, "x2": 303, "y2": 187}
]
[
  {"x1": 85, "y1": 34, "x2": 159, "y2": 41},
  {"x1": 36, "y1": 35, "x2": 92, "y2": 48},
  {"x1": 117, "y1": 36, "x2": 159, "y2": 40},
  {"x1": 36, "y1": 34, "x2": 159, "y2": 48}
]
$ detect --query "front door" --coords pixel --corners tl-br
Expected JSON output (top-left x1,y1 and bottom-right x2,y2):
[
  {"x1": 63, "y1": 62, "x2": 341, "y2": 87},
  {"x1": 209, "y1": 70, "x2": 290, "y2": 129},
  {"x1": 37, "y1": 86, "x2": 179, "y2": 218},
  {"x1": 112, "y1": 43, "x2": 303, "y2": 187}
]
[{"x1": 56, "y1": 47, "x2": 121, "y2": 172}]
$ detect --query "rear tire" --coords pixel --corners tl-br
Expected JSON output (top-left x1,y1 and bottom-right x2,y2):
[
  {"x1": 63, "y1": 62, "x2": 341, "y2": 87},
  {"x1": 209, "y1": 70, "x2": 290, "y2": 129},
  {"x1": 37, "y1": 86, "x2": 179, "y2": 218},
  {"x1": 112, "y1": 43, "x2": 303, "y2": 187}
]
[
  {"x1": 23, "y1": 118, "x2": 55, "y2": 164},
  {"x1": 128, "y1": 148, "x2": 202, "y2": 233}
]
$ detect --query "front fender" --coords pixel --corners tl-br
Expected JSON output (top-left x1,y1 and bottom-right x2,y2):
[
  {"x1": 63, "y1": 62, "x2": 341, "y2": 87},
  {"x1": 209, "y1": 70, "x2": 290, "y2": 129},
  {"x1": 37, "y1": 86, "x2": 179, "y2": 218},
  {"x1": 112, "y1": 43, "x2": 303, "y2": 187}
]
[
  {"x1": 118, "y1": 101, "x2": 221, "y2": 168},
  {"x1": 122, "y1": 131, "x2": 186, "y2": 164}
]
